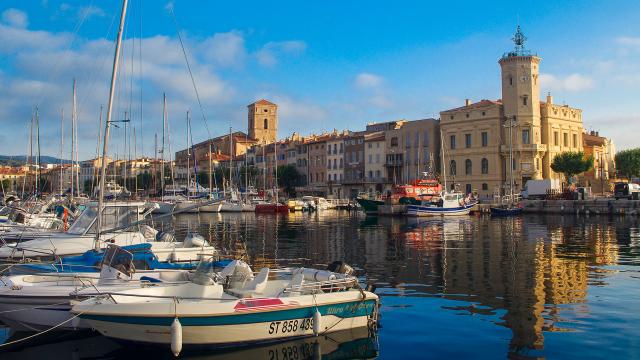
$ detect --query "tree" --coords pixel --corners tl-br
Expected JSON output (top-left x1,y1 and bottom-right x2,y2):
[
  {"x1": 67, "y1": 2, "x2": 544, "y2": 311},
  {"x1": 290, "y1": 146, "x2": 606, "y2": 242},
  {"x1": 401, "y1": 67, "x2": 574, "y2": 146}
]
[
  {"x1": 276, "y1": 165, "x2": 300, "y2": 197},
  {"x1": 551, "y1": 151, "x2": 594, "y2": 184},
  {"x1": 615, "y1": 148, "x2": 640, "y2": 179}
]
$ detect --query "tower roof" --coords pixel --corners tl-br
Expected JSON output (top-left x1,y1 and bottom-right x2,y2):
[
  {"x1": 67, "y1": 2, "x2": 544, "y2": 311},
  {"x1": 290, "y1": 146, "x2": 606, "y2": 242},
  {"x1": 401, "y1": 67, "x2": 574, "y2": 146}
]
[
  {"x1": 501, "y1": 25, "x2": 536, "y2": 59},
  {"x1": 248, "y1": 99, "x2": 276, "y2": 107}
]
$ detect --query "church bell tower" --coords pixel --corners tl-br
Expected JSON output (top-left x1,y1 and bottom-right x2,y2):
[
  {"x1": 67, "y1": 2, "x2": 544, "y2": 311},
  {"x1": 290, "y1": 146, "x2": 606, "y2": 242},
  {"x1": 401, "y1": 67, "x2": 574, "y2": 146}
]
[{"x1": 247, "y1": 99, "x2": 278, "y2": 144}]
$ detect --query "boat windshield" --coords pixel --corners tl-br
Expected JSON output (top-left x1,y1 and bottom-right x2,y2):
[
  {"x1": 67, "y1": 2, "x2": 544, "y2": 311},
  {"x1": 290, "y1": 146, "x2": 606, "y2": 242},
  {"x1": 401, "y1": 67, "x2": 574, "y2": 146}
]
[
  {"x1": 191, "y1": 257, "x2": 217, "y2": 285},
  {"x1": 67, "y1": 205, "x2": 140, "y2": 235},
  {"x1": 101, "y1": 245, "x2": 135, "y2": 276},
  {"x1": 67, "y1": 206, "x2": 98, "y2": 235}
]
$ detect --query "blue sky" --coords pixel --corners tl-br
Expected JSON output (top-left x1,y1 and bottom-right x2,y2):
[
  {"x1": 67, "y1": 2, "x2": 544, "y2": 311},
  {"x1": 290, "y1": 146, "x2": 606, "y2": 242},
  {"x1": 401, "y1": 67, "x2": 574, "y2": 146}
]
[{"x1": 0, "y1": 0, "x2": 639, "y2": 160}]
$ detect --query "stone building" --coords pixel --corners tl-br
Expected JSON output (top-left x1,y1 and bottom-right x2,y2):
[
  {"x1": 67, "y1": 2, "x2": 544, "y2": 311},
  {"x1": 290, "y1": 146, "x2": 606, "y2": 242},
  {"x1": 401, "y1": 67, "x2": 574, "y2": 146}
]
[
  {"x1": 440, "y1": 26, "x2": 585, "y2": 199},
  {"x1": 326, "y1": 131, "x2": 349, "y2": 198},
  {"x1": 363, "y1": 131, "x2": 387, "y2": 195},
  {"x1": 248, "y1": 99, "x2": 278, "y2": 145},
  {"x1": 343, "y1": 131, "x2": 366, "y2": 198}
]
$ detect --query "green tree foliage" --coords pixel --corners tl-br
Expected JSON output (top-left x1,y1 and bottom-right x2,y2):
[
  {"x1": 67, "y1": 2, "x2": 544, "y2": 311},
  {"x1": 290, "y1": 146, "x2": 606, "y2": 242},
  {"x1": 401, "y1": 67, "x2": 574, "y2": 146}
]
[
  {"x1": 1, "y1": 179, "x2": 12, "y2": 192},
  {"x1": 551, "y1": 151, "x2": 594, "y2": 183},
  {"x1": 614, "y1": 148, "x2": 640, "y2": 179},
  {"x1": 276, "y1": 165, "x2": 300, "y2": 197}
]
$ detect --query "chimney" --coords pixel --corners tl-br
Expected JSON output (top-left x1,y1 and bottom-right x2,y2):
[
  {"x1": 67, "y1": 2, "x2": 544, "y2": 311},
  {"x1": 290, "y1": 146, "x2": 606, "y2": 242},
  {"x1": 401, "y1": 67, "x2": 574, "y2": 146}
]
[
  {"x1": 465, "y1": 99, "x2": 472, "y2": 106},
  {"x1": 546, "y1": 92, "x2": 553, "y2": 105}
]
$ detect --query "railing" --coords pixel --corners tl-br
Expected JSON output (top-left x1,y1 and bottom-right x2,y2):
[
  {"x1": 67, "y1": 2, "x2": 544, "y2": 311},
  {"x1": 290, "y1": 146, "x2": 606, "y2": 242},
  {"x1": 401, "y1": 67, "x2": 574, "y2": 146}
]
[{"x1": 283, "y1": 276, "x2": 358, "y2": 294}]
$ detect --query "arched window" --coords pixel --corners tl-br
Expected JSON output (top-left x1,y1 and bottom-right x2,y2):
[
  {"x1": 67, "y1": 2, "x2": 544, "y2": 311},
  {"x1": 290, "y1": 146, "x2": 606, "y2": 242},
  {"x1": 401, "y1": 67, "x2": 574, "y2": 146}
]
[
  {"x1": 481, "y1": 158, "x2": 488, "y2": 174},
  {"x1": 450, "y1": 160, "x2": 457, "y2": 176},
  {"x1": 263, "y1": 119, "x2": 268, "y2": 129},
  {"x1": 465, "y1": 159, "x2": 472, "y2": 175}
]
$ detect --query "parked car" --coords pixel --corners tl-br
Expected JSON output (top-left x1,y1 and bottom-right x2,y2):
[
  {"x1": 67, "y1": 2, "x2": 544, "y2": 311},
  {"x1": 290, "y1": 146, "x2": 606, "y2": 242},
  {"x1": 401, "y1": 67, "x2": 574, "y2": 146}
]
[{"x1": 614, "y1": 182, "x2": 640, "y2": 200}]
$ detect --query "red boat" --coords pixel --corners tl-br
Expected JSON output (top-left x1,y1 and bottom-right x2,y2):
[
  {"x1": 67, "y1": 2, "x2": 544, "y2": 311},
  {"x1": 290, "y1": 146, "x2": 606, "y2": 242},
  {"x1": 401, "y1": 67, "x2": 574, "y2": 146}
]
[
  {"x1": 254, "y1": 202, "x2": 289, "y2": 213},
  {"x1": 391, "y1": 177, "x2": 442, "y2": 204}
]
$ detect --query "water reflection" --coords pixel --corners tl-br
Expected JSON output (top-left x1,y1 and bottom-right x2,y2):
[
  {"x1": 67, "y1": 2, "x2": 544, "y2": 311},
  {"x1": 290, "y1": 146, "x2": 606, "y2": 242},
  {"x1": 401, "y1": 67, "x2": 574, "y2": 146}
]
[{"x1": 1, "y1": 212, "x2": 638, "y2": 359}]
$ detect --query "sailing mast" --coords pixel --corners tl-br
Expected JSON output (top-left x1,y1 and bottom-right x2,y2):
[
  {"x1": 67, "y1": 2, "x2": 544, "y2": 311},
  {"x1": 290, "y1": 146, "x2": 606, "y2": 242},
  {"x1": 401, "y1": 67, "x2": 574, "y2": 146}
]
[
  {"x1": 35, "y1": 107, "x2": 40, "y2": 196},
  {"x1": 161, "y1": 94, "x2": 167, "y2": 200},
  {"x1": 72, "y1": 79, "x2": 80, "y2": 197},
  {"x1": 229, "y1": 127, "x2": 233, "y2": 195},
  {"x1": 60, "y1": 108, "x2": 64, "y2": 195},
  {"x1": 186, "y1": 110, "x2": 191, "y2": 199},
  {"x1": 440, "y1": 130, "x2": 447, "y2": 192},
  {"x1": 274, "y1": 138, "x2": 278, "y2": 203},
  {"x1": 96, "y1": 0, "x2": 129, "y2": 249}
]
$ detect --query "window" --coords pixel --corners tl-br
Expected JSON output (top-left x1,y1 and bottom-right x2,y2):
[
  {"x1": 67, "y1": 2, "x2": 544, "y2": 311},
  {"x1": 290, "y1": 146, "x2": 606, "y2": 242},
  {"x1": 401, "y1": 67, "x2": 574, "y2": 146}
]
[
  {"x1": 423, "y1": 130, "x2": 429, "y2": 147},
  {"x1": 481, "y1": 158, "x2": 488, "y2": 174},
  {"x1": 482, "y1": 183, "x2": 488, "y2": 191},
  {"x1": 333, "y1": 159, "x2": 337, "y2": 169},
  {"x1": 368, "y1": 154, "x2": 372, "y2": 164},
  {"x1": 375, "y1": 170, "x2": 381, "y2": 178},
  {"x1": 554, "y1": 132, "x2": 559, "y2": 146},
  {"x1": 450, "y1": 160, "x2": 457, "y2": 176},
  {"x1": 523, "y1": 96, "x2": 528, "y2": 106},
  {"x1": 264, "y1": 109, "x2": 268, "y2": 113},
  {"x1": 465, "y1": 134, "x2": 472, "y2": 148},
  {"x1": 391, "y1": 137, "x2": 398, "y2": 147},
  {"x1": 466, "y1": 184, "x2": 472, "y2": 194},
  {"x1": 573, "y1": 134, "x2": 578, "y2": 148},
  {"x1": 328, "y1": 146, "x2": 331, "y2": 155},
  {"x1": 368, "y1": 142, "x2": 372, "y2": 149},
  {"x1": 415, "y1": 132, "x2": 420, "y2": 146},
  {"x1": 263, "y1": 119, "x2": 268, "y2": 129},
  {"x1": 465, "y1": 159, "x2": 472, "y2": 175},
  {"x1": 339, "y1": 143, "x2": 343, "y2": 153},
  {"x1": 522, "y1": 129, "x2": 530, "y2": 145},
  {"x1": 368, "y1": 171, "x2": 373, "y2": 179},
  {"x1": 450, "y1": 135, "x2": 456, "y2": 149},
  {"x1": 481, "y1": 132, "x2": 488, "y2": 147},
  {"x1": 563, "y1": 133, "x2": 568, "y2": 147},
  {"x1": 509, "y1": 75, "x2": 513, "y2": 86},
  {"x1": 339, "y1": 158, "x2": 343, "y2": 168}
]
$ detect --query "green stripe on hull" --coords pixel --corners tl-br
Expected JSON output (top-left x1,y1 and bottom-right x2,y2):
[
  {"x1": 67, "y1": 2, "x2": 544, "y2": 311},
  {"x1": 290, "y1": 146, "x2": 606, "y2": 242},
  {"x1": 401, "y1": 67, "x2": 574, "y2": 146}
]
[
  {"x1": 81, "y1": 299, "x2": 377, "y2": 327},
  {"x1": 356, "y1": 199, "x2": 384, "y2": 214}
]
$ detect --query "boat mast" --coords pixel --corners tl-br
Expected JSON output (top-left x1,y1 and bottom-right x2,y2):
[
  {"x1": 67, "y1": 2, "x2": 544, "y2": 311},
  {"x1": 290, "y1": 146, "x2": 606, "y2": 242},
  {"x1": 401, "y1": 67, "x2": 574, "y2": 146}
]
[
  {"x1": 508, "y1": 116, "x2": 515, "y2": 202},
  {"x1": 161, "y1": 93, "x2": 166, "y2": 200},
  {"x1": 440, "y1": 130, "x2": 447, "y2": 192},
  {"x1": 93, "y1": 106, "x2": 103, "y2": 195},
  {"x1": 35, "y1": 107, "x2": 40, "y2": 196},
  {"x1": 96, "y1": 0, "x2": 129, "y2": 249},
  {"x1": 229, "y1": 127, "x2": 233, "y2": 194},
  {"x1": 72, "y1": 79, "x2": 80, "y2": 197},
  {"x1": 186, "y1": 110, "x2": 190, "y2": 199},
  {"x1": 208, "y1": 142, "x2": 212, "y2": 199},
  {"x1": 274, "y1": 138, "x2": 278, "y2": 202},
  {"x1": 60, "y1": 108, "x2": 64, "y2": 196}
]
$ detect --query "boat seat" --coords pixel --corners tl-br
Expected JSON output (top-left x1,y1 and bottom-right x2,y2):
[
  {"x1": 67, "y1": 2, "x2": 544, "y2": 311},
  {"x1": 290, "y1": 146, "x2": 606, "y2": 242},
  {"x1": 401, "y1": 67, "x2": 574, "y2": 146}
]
[
  {"x1": 230, "y1": 267, "x2": 269, "y2": 298},
  {"x1": 284, "y1": 274, "x2": 304, "y2": 297}
]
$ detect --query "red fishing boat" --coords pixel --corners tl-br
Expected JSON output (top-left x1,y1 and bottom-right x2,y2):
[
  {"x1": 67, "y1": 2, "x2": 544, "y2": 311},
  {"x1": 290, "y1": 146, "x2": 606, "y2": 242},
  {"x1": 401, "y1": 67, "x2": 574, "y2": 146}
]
[{"x1": 392, "y1": 174, "x2": 442, "y2": 204}]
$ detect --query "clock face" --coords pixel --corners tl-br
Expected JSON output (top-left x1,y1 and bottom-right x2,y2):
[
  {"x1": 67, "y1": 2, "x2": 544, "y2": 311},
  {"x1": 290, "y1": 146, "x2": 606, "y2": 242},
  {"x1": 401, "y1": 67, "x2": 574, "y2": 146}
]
[{"x1": 520, "y1": 75, "x2": 528, "y2": 82}]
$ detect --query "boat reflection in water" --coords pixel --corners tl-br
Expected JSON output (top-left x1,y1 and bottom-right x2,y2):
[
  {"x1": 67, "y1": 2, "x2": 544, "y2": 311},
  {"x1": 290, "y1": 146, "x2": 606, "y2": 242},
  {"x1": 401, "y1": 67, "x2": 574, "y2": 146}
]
[{"x1": 1, "y1": 211, "x2": 638, "y2": 359}]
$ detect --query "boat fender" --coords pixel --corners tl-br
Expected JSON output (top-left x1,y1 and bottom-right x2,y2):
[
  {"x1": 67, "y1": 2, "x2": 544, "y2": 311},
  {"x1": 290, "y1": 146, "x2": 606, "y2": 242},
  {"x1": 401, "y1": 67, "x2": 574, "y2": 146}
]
[
  {"x1": 313, "y1": 309, "x2": 322, "y2": 336},
  {"x1": 171, "y1": 317, "x2": 182, "y2": 357}
]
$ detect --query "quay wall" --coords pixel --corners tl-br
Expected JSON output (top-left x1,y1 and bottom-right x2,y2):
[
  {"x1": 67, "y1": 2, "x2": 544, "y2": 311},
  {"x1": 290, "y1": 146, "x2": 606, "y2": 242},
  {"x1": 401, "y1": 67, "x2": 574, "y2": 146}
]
[{"x1": 523, "y1": 199, "x2": 640, "y2": 215}]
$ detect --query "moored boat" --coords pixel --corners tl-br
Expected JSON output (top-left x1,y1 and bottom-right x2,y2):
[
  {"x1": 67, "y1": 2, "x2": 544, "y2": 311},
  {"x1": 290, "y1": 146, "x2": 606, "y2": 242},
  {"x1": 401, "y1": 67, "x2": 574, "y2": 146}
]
[
  {"x1": 355, "y1": 197, "x2": 384, "y2": 215},
  {"x1": 72, "y1": 259, "x2": 379, "y2": 355},
  {"x1": 406, "y1": 191, "x2": 477, "y2": 217}
]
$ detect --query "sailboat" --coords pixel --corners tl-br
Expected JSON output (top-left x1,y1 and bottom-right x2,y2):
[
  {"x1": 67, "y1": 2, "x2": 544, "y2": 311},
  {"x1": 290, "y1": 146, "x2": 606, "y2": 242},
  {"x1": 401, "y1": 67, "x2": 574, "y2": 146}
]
[
  {"x1": 219, "y1": 128, "x2": 244, "y2": 212},
  {"x1": 490, "y1": 116, "x2": 523, "y2": 216},
  {"x1": 255, "y1": 141, "x2": 288, "y2": 213},
  {"x1": 200, "y1": 142, "x2": 223, "y2": 212},
  {"x1": 406, "y1": 131, "x2": 477, "y2": 217},
  {"x1": 174, "y1": 110, "x2": 202, "y2": 213}
]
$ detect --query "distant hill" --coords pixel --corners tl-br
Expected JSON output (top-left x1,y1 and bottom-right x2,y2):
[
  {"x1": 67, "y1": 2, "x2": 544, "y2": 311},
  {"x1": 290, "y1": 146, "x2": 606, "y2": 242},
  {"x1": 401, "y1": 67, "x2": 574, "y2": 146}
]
[{"x1": 0, "y1": 155, "x2": 72, "y2": 166}]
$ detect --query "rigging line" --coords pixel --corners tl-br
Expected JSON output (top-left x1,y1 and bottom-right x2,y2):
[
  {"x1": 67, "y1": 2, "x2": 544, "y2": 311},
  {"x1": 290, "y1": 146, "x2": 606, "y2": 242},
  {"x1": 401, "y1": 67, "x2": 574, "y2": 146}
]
[
  {"x1": 139, "y1": 0, "x2": 144, "y2": 157},
  {"x1": 169, "y1": 7, "x2": 212, "y2": 140}
]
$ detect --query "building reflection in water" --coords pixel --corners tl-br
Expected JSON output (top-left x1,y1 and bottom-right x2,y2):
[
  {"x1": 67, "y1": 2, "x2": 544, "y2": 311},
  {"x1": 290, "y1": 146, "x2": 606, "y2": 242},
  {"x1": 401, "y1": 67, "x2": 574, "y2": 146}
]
[{"x1": 159, "y1": 212, "x2": 632, "y2": 359}]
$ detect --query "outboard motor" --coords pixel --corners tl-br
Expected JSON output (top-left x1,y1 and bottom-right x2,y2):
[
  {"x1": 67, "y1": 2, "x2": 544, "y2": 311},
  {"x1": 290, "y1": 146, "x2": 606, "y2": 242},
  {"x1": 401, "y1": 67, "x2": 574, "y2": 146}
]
[
  {"x1": 156, "y1": 231, "x2": 176, "y2": 243},
  {"x1": 327, "y1": 261, "x2": 354, "y2": 276}
]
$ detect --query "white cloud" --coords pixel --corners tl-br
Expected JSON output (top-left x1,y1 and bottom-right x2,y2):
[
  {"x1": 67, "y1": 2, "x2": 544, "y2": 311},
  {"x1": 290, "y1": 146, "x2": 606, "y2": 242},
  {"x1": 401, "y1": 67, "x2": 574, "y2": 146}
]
[
  {"x1": 616, "y1": 36, "x2": 640, "y2": 49},
  {"x1": 200, "y1": 31, "x2": 246, "y2": 67},
  {"x1": 355, "y1": 73, "x2": 383, "y2": 89},
  {"x1": 539, "y1": 73, "x2": 594, "y2": 92},
  {"x1": 77, "y1": 5, "x2": 105, "y2": 20},
  {"x1": 1, "y1": 8, "x2": 28, "y2": 28},
  {"x1": 256, "y1": 40, "x2": 306, "y2": 67}
]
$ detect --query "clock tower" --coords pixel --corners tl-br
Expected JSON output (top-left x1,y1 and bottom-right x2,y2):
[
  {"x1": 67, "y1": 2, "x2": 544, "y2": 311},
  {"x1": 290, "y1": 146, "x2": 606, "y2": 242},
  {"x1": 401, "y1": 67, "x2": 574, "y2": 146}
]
[{"x1": 499, "y1": 25, "x2": 541, "y2": 130}]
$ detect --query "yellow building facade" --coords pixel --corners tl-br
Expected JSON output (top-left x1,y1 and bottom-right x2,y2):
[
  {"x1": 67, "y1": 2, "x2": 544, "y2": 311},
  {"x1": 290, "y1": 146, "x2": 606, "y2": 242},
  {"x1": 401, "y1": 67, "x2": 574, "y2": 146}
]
[{"x1": 440, "y1": 26, "x2": 584, "y2": 199}]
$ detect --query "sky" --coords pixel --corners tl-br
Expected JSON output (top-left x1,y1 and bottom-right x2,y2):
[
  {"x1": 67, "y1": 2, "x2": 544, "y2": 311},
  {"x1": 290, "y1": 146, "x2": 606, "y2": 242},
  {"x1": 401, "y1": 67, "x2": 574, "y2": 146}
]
[{"x1": 0, "y1": 0, "x2": 639, "y2": 161}]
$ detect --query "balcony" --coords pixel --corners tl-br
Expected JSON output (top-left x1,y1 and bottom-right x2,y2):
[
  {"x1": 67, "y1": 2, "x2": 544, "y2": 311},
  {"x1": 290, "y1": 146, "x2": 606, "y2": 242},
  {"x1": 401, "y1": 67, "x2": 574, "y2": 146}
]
[{"x1": 500, "y1": 143, "x2": 547, "y2": 154}]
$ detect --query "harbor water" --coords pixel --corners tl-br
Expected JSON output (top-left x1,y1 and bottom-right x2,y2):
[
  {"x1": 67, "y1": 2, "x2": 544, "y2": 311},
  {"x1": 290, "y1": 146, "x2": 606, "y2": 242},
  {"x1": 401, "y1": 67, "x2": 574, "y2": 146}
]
[{"x1": 1, "y1": 211, "x2": 639, "y2": 359}]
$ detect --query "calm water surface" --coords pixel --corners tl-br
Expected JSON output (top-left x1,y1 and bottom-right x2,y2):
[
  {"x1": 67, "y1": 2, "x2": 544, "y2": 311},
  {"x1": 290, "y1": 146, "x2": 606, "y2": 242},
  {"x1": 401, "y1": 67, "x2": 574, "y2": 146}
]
[{"x1": 2, "y1": 211, "x2": 639, "y2": 359}]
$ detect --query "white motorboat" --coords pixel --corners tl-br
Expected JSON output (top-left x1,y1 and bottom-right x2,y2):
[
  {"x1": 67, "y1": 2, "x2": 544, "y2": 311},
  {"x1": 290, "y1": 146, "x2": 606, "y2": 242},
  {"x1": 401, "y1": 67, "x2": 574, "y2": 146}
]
[
  {"x1": 93, "y1": 181, "x2": 129, "y2": 199},
  {"x1": 174, "y1": 199, "x2": 201, "y2": 214},
  {"x1": 72, "y1": 259, "x2": 379, "y2": 356},
  {"x1": 200, "y1": 201, "x2": 223, "y2": 213},
  {"x1": 219, "y1": 200, "x2": 243, "y2": 212},
  {"x1": 151, "y1": 201, "x2": 176, "y2": 215},
  {"x1": 0, "y1": 245, "x2": 191, "y2": 332},
  {"x1": 406, "y1": 191, "x2": 477, "y2": 216},
  {"x1": 0, "y1": 201, "x2": 217, "y2": 261}
]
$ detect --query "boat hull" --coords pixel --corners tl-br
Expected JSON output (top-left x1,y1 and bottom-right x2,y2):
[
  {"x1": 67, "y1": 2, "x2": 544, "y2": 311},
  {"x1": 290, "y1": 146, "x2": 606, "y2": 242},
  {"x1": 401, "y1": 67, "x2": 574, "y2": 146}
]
[
  {"x1": 79, "y1": 298, "x2": 377, "y2": 346},
  {"x1": 490, "y1": 207, "x2": 524, "y2": 216},
  {"x1": 200, "y1": 203, "x2": 222, "y2": 213},
  {"x1": 406, "y1": 202, "x2": 476, "y2": 217},
  {"x1": 355, "y1": 198, "x2": 384, "y2": 215},
  {"x1": 254, "y1": 204, "x2": 288, "y2": 213}
]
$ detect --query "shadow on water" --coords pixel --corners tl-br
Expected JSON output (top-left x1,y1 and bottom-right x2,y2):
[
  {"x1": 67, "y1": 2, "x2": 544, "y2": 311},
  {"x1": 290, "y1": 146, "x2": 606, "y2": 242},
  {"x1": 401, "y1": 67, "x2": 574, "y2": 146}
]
[{"x1": 2, "y1": 211, "x2": 639, "y2": 359}]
